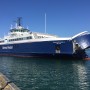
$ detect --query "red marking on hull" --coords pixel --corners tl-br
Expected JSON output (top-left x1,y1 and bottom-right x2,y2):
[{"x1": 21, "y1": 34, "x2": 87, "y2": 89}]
[
  {"x1": 84, "y1": 58, "x2": 90, "y2": 60},
  {"x1": 0, "y1": 54, "x2": 40, "y2": 58}
]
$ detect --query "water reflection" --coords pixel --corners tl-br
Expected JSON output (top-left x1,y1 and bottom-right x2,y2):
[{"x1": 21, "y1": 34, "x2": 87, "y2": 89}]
[
  {"x1": 72, "y1": 61, "x2": 89, "y2": 90},
  {"x1": 0, "y1": 57, "x2": 90, "y2": 90}
]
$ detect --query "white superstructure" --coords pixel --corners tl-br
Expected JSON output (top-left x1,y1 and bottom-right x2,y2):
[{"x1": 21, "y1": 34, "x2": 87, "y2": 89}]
[{"x1": 0, "y1": 18, "x2": 88, "y2": 45}]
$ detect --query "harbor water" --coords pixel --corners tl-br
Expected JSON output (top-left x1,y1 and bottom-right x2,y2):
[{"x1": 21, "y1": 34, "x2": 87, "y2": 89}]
[{"x1": 0, "y1": 51, "x2": 90, "y2": 90}]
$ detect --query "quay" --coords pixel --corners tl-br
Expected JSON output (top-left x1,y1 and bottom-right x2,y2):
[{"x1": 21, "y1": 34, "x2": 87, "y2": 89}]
[{"x1": 0, "y1": 73, "x2": 20, "y2": 90}]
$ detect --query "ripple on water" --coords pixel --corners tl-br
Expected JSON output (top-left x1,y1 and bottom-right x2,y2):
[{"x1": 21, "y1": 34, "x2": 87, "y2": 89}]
[{"x1": 0, "y1": 57, "x2": 90, "y2": 90}]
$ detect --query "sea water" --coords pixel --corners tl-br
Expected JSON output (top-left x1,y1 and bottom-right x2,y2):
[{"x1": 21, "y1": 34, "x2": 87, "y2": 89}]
[{"x1": 0, "y1": 52, "x2": 90, "y2": 90}]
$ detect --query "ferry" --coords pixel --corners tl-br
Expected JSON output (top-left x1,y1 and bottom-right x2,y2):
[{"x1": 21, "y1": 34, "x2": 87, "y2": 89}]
[{"x1": 0, "y1": 17, "x2": 90, "y2": 59}]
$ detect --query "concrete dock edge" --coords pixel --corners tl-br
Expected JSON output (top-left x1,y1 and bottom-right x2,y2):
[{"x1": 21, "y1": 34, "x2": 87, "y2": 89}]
[{"x1": 0, "y1": 73, "x2": 20, "y2": 90}]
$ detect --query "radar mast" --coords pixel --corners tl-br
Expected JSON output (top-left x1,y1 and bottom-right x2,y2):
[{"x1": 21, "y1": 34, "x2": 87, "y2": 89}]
[{"x1": 17, "y1": 17, "x2": 22, "y2": 26}]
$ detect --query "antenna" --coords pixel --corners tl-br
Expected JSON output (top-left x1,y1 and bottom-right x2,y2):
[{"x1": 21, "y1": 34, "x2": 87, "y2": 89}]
[
  {"x1": 17, "y1": 17, "x2": 22, "y2": 26},
  {"x1": 45, "y1": 13, "x2": 46, "y2": 33}
]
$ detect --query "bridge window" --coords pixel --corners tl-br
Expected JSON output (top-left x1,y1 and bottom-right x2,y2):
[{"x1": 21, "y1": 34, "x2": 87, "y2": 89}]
[{"x1": 26, "y1": 36, "x2": 32, "y2": 39}]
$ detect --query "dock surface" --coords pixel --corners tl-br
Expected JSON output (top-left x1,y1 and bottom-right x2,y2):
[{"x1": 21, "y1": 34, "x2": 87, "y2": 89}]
[{"x1": 0, "y1": 73, "x2": 20, "y2": 90}]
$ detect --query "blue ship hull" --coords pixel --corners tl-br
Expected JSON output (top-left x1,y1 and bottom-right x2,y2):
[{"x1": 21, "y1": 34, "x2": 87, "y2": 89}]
[{"x1": 0, "y1": 39, "x2": 87, "y2": 59}]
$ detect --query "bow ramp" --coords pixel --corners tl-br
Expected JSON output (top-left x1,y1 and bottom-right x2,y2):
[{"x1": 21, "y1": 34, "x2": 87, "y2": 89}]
[{"x1": 72, "y1": 31, "x2": 90, "y2": 50}]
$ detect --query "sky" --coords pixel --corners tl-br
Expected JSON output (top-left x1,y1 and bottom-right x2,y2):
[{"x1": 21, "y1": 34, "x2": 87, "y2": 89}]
[{"x1": 0, "y1": 0, "x2": 90, "y2": 37}]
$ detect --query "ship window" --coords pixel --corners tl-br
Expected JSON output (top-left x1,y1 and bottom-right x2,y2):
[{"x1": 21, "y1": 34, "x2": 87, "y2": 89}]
[
  {"x1": 17, "y1": 30, "x2": 19, "y2": 32},
  {"x1": 0, "y1": 40, "x2": 4, "y2": 43},
  {"x1": 21, "y1": 30, "x2": 22, "y2": 32},
  {"x1": 9, "y1": 36, "x2": 33, "y2": 42},
  {"x1": 20, "y1": 38, "x2": 23, "y2": 40},
  {"x1": 38, "y1": 36, "x2": 44, "y2": 38},
  {"x1": 27, "y1": 36, "x2": 32, "y2": 39}
]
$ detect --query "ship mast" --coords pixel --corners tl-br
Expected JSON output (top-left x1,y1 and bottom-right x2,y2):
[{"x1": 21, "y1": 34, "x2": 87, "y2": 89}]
[
  {"x1": 45, "y1": 13, "x2": 46, "y2": 33},
  {"x1": 17, "y1": 17, "x2": 22, "y2": 26}
]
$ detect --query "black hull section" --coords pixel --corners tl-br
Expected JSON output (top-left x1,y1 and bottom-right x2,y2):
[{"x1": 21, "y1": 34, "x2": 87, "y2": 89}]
[{"x1": 0, "y1": 52, "x2": 87, "y2": 60}]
